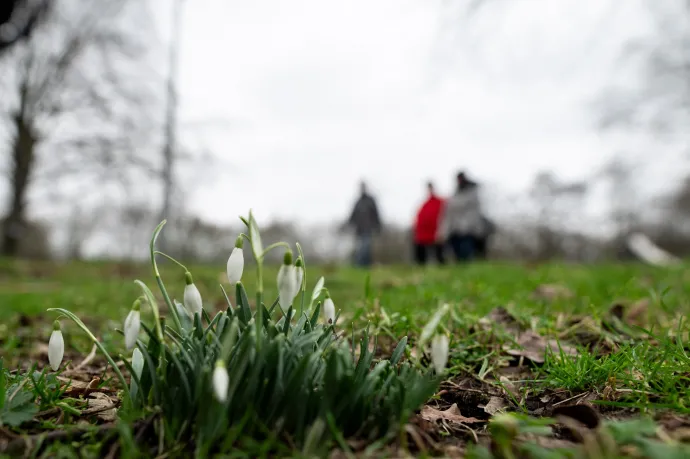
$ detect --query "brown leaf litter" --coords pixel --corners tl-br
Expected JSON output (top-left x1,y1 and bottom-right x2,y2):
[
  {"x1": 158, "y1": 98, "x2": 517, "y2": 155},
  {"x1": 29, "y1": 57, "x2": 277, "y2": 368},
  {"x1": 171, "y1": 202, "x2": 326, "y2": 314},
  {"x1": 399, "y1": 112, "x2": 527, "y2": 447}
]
[
  {"x1": 505, "y1": 329, "x2": 578, "y2": 364},
  {"x1": 420, "y1": 404, "x2": 484, "y2": 425},
  {"x1": 532, "y1": 284, "x2": 574, "y2": 301}
]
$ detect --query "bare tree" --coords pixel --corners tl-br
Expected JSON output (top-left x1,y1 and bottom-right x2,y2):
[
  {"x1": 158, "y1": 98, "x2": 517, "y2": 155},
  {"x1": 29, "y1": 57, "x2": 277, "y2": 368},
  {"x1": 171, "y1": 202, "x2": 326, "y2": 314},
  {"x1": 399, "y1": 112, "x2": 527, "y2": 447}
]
[
  {"x1": 157, "y1": 0, "x2": 185, "y2": 252},
  {"x1": 0, "y1": 0, "x2": 49, "y2": 55},
  {"x1": 598, "y1": 1, "x2": 690, "y2": 150},
  {"x1": 529, "y1": 171, "x2": 588, "y2": 259},
  {"x1": 0, "y1": 0, "x2": 157, "y2": 256}
]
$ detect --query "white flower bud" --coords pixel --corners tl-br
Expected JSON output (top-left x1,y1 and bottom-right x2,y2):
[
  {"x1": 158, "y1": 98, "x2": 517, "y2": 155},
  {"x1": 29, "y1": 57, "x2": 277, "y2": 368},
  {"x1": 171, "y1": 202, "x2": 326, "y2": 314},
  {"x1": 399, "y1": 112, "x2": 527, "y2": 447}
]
[
  {"x1": 226, "y1": 246, "x2": 244, "y2": 285},
  {"x1": 323, "y1": 295, "x2": 335, "y2": 325},
  {"x1": 293, "y1": 257, "x2": 304, "y2": 299},
  {"x1": 183, "y1": 272, "x2": 203, "y2": 316},
  {"x1": 213, "y1": 360, "x2": 229, "y2": 402},
  {"x1": 431, "y1": 334, "x2": 449, "y2": 375},
  {"x1": 124, "y1": 300, "x2": 141, "y2": 350},
  {"x1": 48, "y1": 321, "x2": 64, "y2": 371},
  {"x1": 277, "y1": 251, "x2": 297, "y2": 313}
]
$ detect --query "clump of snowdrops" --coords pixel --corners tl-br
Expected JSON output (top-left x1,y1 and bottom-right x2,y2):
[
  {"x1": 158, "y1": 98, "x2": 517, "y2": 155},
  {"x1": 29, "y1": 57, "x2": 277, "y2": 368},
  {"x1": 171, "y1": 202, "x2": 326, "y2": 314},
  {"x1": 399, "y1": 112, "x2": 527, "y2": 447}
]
[{"x1": 45, "y1": 212, "x2": 448, "y2": 455}]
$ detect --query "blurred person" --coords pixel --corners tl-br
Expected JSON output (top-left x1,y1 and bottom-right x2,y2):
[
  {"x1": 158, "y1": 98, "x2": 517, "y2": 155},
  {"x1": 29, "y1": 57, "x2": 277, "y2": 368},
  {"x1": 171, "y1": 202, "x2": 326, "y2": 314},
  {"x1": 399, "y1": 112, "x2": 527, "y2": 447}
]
[
  {"x1": 341, "y1": 180, "x2": 381, "y2": 267},
  {"x1": 474, "y1": 216, "x2": 496, "y2": 260},
  {"x1": 413, "y1": 181, "x2": 445, "y2": 265},
  {"x1": 438, "y1": 171, "x2": 485, "y2": 262}
]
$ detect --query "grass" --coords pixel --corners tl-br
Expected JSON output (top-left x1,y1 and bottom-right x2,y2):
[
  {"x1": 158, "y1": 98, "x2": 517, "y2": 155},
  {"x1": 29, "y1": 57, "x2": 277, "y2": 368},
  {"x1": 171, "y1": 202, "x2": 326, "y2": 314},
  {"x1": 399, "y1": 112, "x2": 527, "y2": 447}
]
[{"x1": 2, "y1": 256, "x2": 690, "y2": 457}]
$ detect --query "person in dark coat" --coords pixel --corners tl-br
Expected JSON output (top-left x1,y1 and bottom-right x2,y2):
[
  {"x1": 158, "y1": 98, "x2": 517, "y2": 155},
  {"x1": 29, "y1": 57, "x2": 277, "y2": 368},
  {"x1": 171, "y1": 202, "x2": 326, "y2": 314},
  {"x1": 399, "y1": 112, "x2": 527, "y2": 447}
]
[
  {"x1": 342, "y1": 181, "x2": 381, "y2": 267},
  {"x1": 438, "y1": 172, "x2": 485, "y2": 262},
  {"x1": 413, "y1": 181, "x2": 445, "y2": 265}
]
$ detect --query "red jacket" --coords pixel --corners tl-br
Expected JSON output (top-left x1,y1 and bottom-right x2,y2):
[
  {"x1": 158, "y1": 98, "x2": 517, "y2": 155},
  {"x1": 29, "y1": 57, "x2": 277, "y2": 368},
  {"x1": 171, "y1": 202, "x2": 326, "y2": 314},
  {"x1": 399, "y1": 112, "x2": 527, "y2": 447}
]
[{"x1": 414, "y1": 195, "x2": 444, "y2": 244}]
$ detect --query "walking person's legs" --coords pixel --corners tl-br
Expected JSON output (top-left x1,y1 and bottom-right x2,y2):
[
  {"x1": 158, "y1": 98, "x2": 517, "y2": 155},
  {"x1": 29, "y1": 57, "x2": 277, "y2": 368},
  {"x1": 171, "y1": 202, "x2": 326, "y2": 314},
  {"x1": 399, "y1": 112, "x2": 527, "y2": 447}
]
[
  {"x1": 354, "y1": 233, "x2": 373, "y2": 267},
  {"x1": 472, "y1": 235, "x2": 486, "y2": 260},
  {"x1": 413, "y1": 242, "x2": 427, "y2": 265},
  {"x1": 449, "y1": 233, "x2": 474, "y2": 262},
  {"x1": 433, "y1": 243, "x2": 446, "y2": 265}
]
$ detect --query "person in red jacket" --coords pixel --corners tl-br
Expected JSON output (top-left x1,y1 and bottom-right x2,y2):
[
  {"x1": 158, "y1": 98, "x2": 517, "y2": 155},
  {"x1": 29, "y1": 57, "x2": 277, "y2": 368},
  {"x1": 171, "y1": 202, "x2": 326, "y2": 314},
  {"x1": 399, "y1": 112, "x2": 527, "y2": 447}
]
[{"x1": 413, "y1": 181, "x2": 446, "y2": 265}]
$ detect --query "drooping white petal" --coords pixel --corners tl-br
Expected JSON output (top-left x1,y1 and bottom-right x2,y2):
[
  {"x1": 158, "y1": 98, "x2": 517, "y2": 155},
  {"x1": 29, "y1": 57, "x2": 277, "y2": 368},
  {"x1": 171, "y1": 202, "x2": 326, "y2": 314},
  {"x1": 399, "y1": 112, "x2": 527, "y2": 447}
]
[
  {"x1": 431, "y1": 334, "x2": 449, "y2": 375},
  {"x1": 184, "y1": 283, "x2": 203, "y2": 315},
  {"x1": 48, "y1": 329, "x2": 64, "y2": 371},
  {"x1": 226, "y1": 247, "x2": 244, "y2": 284},
  {"x1": 293, "y1": 266, "x2": 304, "y2": 300},
  {"x1": 323, "y1": 297, "x2": 336, "y2": 325},
  {"x1": 212, "y1": 361, "x2": 229, "y2": 402},
  {"x1": 124, "y1": 309, "x2": 141, "y2": 350},
  {"x1": 277, "y1": 264, "x2": 297, "y2": 312}
]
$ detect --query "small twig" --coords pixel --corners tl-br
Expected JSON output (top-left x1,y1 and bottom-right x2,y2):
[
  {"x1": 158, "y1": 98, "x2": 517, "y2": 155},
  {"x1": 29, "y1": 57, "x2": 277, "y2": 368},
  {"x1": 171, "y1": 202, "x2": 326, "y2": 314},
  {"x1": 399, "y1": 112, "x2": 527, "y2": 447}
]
[
  {"x1": 552, "y1": 392, "x2": 591, "y2": 407},
  {"x1": 62, "y1": 343, "x2": 98, "y2": 375},
  {"x1": 0, "y1": 421, "x2": 131, "y2": 456},
  {"x1": 8, "y1": 378, "x2": 28, "y2": 403},
  {"x1": 404, "y1": 423, "x2": 428, "y2": 454},
  {"x1": 104, "y1": 440, "x2": 120, "y2": 459},
  {"x1": 35, "y1": 407, "x2": 61, "y2": 418},
  {"x1": 81, "y1": 402, "x2": 118, "y2": 416},
  {"x1": 0, "y1": 426, "x2": 19, "y2": 439}
]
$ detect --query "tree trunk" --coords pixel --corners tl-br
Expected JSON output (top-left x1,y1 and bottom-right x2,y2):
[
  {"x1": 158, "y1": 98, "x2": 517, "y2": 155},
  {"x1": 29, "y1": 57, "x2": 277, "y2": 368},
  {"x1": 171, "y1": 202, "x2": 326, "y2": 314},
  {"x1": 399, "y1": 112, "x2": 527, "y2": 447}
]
[{"x1": 3, "y1": 112, "x2": 37, "y2": 257}]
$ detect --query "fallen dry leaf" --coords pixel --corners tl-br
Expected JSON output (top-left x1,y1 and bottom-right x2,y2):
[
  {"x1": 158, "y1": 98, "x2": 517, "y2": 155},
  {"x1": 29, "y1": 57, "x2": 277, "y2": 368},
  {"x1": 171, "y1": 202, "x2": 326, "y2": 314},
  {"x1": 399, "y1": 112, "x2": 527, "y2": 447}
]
[
  {"x1": 478, "y1": 307, "x2": 521, "y2": 334},
  {"x1": 625, "y1": 299, "x2": 649, "y2": 326},
  {"x1": 532, "y1": 284, "x2": 574, "y2": 301},
  {"x1": 505, "y1": 330, "x2": 578, "y2": 364},
  {"x1": 498, "y1": 376, "x2": 520, "y2": 401},
  {"x1": 481, "y1": 396, "x2": 509, "y2": 415},
  {"x1": 86, "y1": 392, "x2": 118, "y2": 422},
  {"x1": 420, "y1": 403, "x2": 484, "y2": 425}
]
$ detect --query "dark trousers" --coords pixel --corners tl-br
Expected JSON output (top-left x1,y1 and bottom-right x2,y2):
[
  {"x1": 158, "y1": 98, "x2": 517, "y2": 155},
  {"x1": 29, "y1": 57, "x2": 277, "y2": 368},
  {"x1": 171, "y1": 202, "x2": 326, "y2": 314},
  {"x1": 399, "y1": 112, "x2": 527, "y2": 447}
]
[
  {"x1": 413, "y1": 243, "x2": 445, "y2": 265},
  {"x1": 473, "y1": 236, "x2": 488, "y2": 259},
  {"x1": 448, "y1": 233, "x2": 475, "y2": 262},
  {"x1": 353, "y1": 233, "x2": 373, "y2": 267}
]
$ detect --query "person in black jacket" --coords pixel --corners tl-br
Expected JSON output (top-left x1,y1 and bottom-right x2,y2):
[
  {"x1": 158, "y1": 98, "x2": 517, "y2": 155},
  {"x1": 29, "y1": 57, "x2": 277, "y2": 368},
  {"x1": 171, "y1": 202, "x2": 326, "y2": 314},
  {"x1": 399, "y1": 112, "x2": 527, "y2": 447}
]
[{"x1": 341, "y1": 181, "x2": 381, "y2": 267}]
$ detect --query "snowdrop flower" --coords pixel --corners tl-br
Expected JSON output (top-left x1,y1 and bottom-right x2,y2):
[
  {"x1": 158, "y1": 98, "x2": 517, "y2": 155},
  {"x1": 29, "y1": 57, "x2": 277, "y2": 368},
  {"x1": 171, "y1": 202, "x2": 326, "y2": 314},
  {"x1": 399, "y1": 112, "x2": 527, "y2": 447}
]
[
  {"x1": 277, "y1": 250, "x2": 297, "y2": 313},
  {"x1": 48, "y1": 320, "x2": 64, "y2": 371},
  {"x1": 183, "y1": 272, "x2": 203, "y2": 316},
  {"x1": 431, "y1": 334, "x2": 449, "y2": 375},
  {"x1": 226, "y1": 235, "x2": 244, "y2": 284},
  {"x1": 212, "y1": 360, "x2": 229, "y2": 402},
  {"x1": 124, "y1": 299, "x2": 141, "y2": 350},
  {"x1": 294, "y1": 257, "x2": 304, "y2": 296},
  {"x1": 323, "y1": 293, "x2": 335, "y2": 325}
]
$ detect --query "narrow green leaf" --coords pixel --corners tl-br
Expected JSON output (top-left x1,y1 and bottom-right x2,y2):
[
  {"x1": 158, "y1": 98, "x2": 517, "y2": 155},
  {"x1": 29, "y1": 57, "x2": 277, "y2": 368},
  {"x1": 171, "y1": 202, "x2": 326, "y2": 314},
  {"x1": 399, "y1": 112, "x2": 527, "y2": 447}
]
[
  {"x1": 419, "y1": 303, "x2": 449, "y2": 350},
  {"x1": 309, "y1": 302, "x2": 321, "y2": 329},
  {"x1": 164, "y1": 348, "x2": 193, "y2": 407},
  {"x1": 248, "y1": 211, "x2": 263, "y2": 261},
  {"x1": 310, "y1": 276, "x2": 325, "y2": 310},
  {"x1": 390, "y1": 336, "x2": 408, "y2": 366},
  {"x1": 220, "y1": 284, "x2": 234, "y2": 313},
  {"x1": 236, "y1": 282, "x2": 252, "y2": 324}
]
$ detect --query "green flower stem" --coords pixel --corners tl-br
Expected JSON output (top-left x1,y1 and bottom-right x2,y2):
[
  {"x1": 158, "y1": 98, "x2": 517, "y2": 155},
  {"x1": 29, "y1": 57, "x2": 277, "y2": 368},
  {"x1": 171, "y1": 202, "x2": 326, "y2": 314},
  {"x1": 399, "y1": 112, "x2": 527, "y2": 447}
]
[
  {"x1": 296, "y1": 243, "x2": 306, "y2": 318},
  {"x1": 149, "y1": 221, "x2": 183, "y2": 332},
  {"x1": 261, "y1": 241, "x2": 290, "y2": 257},
  {"x1": 135, "y1": 280, "x2": 165, "y2": 343},
  {"x1": 153, "y1": 251, "x2": 189, "y2": 272},
  {"x1": 47, "y1": 308, "x2": 130, "y2": 400}
]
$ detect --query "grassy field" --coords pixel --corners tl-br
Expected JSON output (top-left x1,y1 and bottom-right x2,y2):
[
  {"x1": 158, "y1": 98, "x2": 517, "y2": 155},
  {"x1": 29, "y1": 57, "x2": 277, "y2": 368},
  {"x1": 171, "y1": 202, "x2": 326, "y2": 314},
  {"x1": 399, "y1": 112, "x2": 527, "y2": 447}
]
[{"x1": 2, "y1": 256, "x2": 690, "y2": 457}]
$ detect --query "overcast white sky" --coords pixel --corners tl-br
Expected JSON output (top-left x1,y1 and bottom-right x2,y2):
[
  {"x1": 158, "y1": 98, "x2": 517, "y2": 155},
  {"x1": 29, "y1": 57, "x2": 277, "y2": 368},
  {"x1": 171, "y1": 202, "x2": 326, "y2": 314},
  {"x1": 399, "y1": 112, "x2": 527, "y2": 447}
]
[{"x1": 150, "y1": 0, "x2": 677, "y2": 228}]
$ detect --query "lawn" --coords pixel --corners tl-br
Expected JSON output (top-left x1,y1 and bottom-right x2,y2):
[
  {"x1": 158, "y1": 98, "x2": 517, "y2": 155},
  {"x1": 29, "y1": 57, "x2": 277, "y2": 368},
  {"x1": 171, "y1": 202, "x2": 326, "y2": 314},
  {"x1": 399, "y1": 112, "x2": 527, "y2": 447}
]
[{"x1": 2, "y1": 251, "x2": 690, "y2": 458}]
